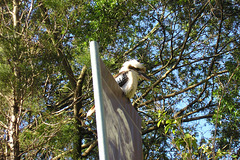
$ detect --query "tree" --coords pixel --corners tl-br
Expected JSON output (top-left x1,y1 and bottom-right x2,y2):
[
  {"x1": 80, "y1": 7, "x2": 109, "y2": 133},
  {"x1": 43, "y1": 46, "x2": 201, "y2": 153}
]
[{"x1": 0, "y1": 0, "x2": 239, "y2": 159}]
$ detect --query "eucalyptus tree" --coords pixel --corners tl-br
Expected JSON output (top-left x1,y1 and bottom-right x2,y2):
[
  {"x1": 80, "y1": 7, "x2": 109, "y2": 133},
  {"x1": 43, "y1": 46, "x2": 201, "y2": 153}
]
[{"x1": 0, "y1": 0, "x2": 239, "y2": 159}]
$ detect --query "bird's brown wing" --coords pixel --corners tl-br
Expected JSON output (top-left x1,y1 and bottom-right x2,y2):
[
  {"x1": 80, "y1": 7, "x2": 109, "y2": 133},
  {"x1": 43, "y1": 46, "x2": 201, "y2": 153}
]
[
  {"x1": 86, "y1": 71, "x2": 129, "y2": 118},
  {"x1": 114, "y1": 71, "x2": 129, "y2": 87}
]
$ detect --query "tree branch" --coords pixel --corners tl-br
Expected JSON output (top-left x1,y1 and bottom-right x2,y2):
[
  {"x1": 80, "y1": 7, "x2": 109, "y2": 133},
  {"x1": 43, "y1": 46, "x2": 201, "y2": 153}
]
[
  {"x1": 39, "y1": 4, "x2": 77, "y2": 89},
  {"x1": 123, "y1": 22, "x2": 160, "y2": 57},
  {"x1": 182, "y1": 114, "x2": 213, "y2": 122},
  {"x1": 82, "y1": 140, "x2": 98, "y2": 157},
  {"x1": 174, "y1": 80, "x2": 208, "y2": 118},
  {"x1": 134, "y1": 2, "x2": 209, "y2": 107},
  {"x1": 52, "y1": 149, "x2": 73, "y2": 160},
  {"x1": 179, "y1": 99, "x2": 213, "y2": 119},
  {"x1": 137, "y1": 70, "x2": 228, "y2": 108},
  {"x1": 142, "y1": 125, "x2": 158, "y2": 135},
  {"x1": 0, "y1": 120, "x2": 7, "y2": 129}
]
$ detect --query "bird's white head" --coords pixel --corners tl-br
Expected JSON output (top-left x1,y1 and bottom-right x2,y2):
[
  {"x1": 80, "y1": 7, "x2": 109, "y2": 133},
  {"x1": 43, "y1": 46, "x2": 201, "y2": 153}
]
[
  {"x1": 119, "y1": 59, "x2": 150, "y2": 81},
  {"x1": 119, "y1": 59, "x2": 145, "y2": 72}
]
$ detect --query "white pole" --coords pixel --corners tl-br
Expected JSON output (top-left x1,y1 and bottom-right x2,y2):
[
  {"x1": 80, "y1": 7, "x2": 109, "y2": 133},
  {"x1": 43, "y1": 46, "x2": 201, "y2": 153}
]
[{"x1": 90, "y1": 41, "x2": 109, "y2": 160}]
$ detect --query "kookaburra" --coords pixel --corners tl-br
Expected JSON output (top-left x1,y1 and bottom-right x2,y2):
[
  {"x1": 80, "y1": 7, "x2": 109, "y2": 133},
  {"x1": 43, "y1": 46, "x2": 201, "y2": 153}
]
[{"x1": 86, "y1": 59, "x2": 150, "y2": 117}]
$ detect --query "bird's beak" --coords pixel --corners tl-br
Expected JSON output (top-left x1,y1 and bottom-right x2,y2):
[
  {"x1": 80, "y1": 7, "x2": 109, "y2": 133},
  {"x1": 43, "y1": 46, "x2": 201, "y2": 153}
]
[{"x1": 138, "y1": 72, "x2": 151, "y2": 81}]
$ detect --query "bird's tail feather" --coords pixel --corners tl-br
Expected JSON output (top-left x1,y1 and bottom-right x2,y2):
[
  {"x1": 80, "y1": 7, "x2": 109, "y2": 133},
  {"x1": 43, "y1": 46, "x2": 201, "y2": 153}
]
[{"x1": 86, "y1": 105, "x2": 95, "y2": 118}]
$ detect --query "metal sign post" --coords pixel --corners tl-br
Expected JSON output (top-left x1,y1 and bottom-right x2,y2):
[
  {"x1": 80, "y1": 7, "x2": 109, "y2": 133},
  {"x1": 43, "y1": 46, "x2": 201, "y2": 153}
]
[
  {"x1": 90, "y1": 41, "x2": 109, "y2": 160},
  {"x1": 90, "y1": 41, "x2": 143, "y2": 160}
]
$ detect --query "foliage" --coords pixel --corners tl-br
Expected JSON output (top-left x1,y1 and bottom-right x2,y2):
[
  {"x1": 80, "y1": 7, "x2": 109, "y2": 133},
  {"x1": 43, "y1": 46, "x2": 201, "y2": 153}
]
[{"x1": 0, "y1": 0, "x2": 239, "y2": 159}]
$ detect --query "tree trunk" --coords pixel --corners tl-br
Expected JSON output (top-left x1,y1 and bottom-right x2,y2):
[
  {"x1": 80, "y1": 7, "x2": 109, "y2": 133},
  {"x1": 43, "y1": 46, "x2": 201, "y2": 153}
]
[
  {"x1": 8, "y1": 103, "x2": 20, "y2": 160},
  {"x1": 7, "y1": 1, "x2": 21, "y2": 159},
  {"x1": 73, "y1": 66, "x2": 87, "y2": 159}
]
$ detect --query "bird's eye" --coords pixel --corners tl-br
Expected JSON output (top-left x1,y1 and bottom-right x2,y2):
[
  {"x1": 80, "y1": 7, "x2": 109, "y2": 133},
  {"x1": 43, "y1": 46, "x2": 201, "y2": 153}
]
[
  {"x1": 129, "y1": 65, "x2": 142, "y2": 71},
  {"x1": 128, "y1": 65, "x2": 134, "y2": 70}
]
